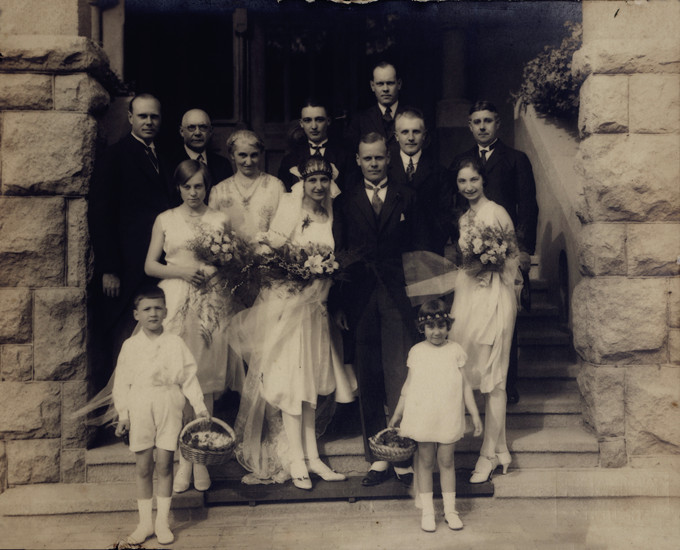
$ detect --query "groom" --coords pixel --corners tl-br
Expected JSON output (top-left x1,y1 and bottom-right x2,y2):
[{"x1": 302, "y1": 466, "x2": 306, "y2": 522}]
[{"x1": 331, "y1": 132, "x2": 418, "y2": 487}]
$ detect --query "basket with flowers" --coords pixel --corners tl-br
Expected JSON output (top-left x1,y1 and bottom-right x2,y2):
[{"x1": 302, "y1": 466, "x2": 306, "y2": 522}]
[
  {"x1": 179, "y1": 417, "x2": 236, "y2": 466},
  {"x1": 368, "y1": 428, "x2": 416, "y2": 462}
]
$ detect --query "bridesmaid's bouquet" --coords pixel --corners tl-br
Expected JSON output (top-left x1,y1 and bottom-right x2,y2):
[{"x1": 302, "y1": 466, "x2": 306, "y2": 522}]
[{"x1": 461, "y1": 222, "x2": 518, "y2": 280}]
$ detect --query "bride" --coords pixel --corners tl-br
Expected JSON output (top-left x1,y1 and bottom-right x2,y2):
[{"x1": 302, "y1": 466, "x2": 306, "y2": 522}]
[{"x1": 231, "y1": 157, "x2": 356, "y2": 489}]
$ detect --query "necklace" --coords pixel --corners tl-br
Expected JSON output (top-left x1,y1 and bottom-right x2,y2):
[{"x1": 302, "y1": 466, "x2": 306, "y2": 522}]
[{"x1": 233, "y1": 173, "x2": 263, "y2": 209}]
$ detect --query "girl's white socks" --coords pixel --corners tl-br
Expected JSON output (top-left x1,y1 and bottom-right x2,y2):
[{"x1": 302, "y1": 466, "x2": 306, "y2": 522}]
[
  {"x1": 155, "y1": 496, "x2": 174, "y2": 544},
  {"x1": 127, "y1": 498, "x2": 154, "y2": 544},
  {"x1": 442, "y1": 491, "x2": 463, "y2": 530},
  {"x1": 420, "y1": 492, "x2": 436, "y2": 532}
]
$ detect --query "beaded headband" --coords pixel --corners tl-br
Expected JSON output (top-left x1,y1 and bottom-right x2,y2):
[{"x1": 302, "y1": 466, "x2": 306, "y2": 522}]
[
  {"x1": 418, "y1": 312, "x2": 451, "y2": 323},
  {"x1": 299, "y1": 158, "x2": 333, "y2": 180}
]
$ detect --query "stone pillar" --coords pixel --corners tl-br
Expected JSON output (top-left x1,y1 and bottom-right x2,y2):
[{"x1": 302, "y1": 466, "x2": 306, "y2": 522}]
[
  {"x1": 572, "y1": 1, "x2": 680, "y2": 468},
  {"x1": 0, "y1": 4, "x2": 112, "y2": 491}
]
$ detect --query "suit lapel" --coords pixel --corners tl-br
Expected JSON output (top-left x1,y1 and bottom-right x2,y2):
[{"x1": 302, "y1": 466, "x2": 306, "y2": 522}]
[
  {"x1": 378, "y1": 183, "x2": 400, "y2": 232},
  {"x1": 484, "y1": 141, "x2": 505, "y2": 174},
  {"x1": 351, "y1": 183, "x2": 378, "y2": 229}
]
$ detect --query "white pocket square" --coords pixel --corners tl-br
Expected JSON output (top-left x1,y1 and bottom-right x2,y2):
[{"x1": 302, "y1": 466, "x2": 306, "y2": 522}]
[{"x1": 400, "y1": 213, "x2": 406, "y2": 222}]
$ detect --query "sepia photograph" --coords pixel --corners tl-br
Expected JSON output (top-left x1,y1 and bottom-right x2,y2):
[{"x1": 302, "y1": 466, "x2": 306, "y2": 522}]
[{"x1": 0, "y1": 0, "x2": 678, "y2": 548}]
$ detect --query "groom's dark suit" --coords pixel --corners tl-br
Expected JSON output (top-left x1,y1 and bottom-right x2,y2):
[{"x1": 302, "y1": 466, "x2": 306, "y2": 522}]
[
  {"x1": 331, "y1": 178, "x2": 419, "y2": 461},
  {"x1": 388, "y1": 150, "x2": 454, "y2": 256},
  {"x1": 89, "y1": 133, "x2": 173, "y2": 385}
]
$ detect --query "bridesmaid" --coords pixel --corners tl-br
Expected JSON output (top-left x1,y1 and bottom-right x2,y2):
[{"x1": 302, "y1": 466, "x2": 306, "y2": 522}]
[
  {"x1": 145, "y1": 159, "x2": 245, "y2": 493},
  {"x1": 209, "y1": 129, "x2": 285, "y2": 242},
  {"x1": 449, "y1": 157, "x2": 520, "y2": 483}
]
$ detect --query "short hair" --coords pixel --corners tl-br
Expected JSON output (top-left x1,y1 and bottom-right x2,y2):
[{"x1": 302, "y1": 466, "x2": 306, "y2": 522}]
[
  {"x1": 300, "y1": 98, "x2": 330, "y2": 117},
  {"x1": 226, "y1": 129, "x2": 265, "y2": 156},
  {"x1": 453, "y1": 156, "x2": 487, "y2": 188},
  {"x1": 128, "y1": 93, "x2": 160, "y2": 113},
  {"x1": 173, "y1": 159, "x2": 213, "y2": 194},
  {"x1": 358, "y1": 131, "x2": 386, "y2": 148},
  {"x1": 417, "y1": 299, "x2": 452, "y2": 332},
  {"x1": 468, "y1": 100, "x2": 499, "y2": 116},
  {"x1": 133, "y1": 285, "x2": 166, "y2": 309},
  {"x1": 298, "y1": 157, "x2": 333, "y2": 180},
  {"x1": 372, "y1": 61, "x2": 398, "y2": 80},
  {"x1": 394, "y1": 106, "x2": 426, "y2": 127}
]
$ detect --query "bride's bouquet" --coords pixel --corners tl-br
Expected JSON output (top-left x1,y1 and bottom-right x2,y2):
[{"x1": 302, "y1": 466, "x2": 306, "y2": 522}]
[{"x1": 461, "y1": 222, "x2": 518, "y2": 281}]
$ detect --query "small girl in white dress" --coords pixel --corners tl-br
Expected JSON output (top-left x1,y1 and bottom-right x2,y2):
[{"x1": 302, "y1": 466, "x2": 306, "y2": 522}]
[{"x1": 389, "y1": 299, "x2": 482, "y2": 533}]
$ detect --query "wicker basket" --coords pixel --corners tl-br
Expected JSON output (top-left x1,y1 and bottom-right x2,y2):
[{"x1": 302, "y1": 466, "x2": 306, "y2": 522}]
[
  {"x1": 368, "y1": 428, "x2": 416, "y2": 462},
  {"x1": 179, "y1": 416, "x2": 236, "y2": 466}
]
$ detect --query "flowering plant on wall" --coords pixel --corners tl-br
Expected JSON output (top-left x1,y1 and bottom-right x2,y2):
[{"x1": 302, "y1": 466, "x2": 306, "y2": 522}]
[{"x1": 511, "y1": 22, "x2": 584, "y2": 119}]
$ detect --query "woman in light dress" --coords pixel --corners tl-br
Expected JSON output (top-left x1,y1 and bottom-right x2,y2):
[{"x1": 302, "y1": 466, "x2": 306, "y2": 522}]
[
  {"x1": 449, "y1": 157, "x2": 520, "y2": 483},
  {"x1": 145, "y1": 159, "x2": 245, "y2": 493},
  {"x1": 231, "y1": 157, "x2": 356, "y2": 489},
  {"x1": 208, "y1": 129, "x2": 285, "y2": 243}
]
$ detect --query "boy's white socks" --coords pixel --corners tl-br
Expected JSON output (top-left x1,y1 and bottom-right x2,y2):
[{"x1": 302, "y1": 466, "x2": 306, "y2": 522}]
[
  {"x1": 155, "y1": 496, "x2": 174, "y2": 545},
  {"x1": 420, "y1": 492, "x2": 436, "y2": 532},
  {"x1": 127, "y1": 498, "x2": 154, "y2": 544},
  {"x1": 442, "y1": 491, "x2": 463, "y2": 530}
]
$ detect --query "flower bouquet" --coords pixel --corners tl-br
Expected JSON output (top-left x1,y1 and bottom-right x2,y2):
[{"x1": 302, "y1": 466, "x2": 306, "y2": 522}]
[
  {"x1": 179, "y1": 417, "x2": 236, "y2": 465},
  {"x1": 460, "y1": 222, "x2": 518, "y2": 283}
]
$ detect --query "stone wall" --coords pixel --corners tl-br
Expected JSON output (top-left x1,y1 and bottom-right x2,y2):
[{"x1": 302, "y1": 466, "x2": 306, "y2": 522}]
[
  {"x1": 572, "y1": 0, "x2": 680, "y2": 468},
  {"x1": 0, "y1": 31, "x2": 111, "y2": 491}
]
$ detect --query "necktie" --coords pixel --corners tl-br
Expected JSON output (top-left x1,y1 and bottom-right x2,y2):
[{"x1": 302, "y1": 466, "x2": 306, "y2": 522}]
[
  {"x1": 406, "y1": 157, "x2": 415, "y2": 181},
  {"x1": 145, "y1": 146, "x2": 159, "y2": 173},
  {"x1": 366, "y1": 182, "x2": 387, "y2": 216},
  {"x1": 196, "y1": 153, "x2": 205, "y2": 164},
  {"x1": 383, "y1": 106, "x2": 392, "y2": 123},
  {"x1": 479, "y1": 148, "x2": 488, "y2": 167},
  {"x1": 310, "y1": 144, "x2": 323, "y2": 157}
]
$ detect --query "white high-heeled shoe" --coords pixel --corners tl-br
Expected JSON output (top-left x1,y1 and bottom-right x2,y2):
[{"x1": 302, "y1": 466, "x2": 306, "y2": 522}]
[
  {"x1": 306, "y1": 458, "x2": 346, "y2": 481},
  {"x1": 290, "y1": 459, "x2": 312, "y2": 490},
  {"x1": 470, "y1": 455, "x2": 499, "y2": 483},
  {"x1": 496, "y1": 451, "x2": 512, "y2": 475}
]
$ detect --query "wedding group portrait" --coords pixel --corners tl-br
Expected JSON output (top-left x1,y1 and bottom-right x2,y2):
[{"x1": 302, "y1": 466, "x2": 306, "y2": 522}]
[{"x1": 0, "y1": 1, "x2": 678, "y2": 549}]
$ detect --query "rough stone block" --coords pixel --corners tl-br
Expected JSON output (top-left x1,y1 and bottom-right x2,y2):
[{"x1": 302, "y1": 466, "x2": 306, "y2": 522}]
[
  {"x1": 1, "y1": 111, "x2": 97, "y2": 195},
  {"x1": 630, "y1": 74, "x2": 680, "y2": 134},
  {"x1": 577, "y1": 363, "x2": 625, "y2": 437},
  {"x1": 670, "y1": 278, "x2": 680, "y2": 329},
  {"x1": 599, "y1": 437, "x2": 627, "y2": 468},
  {"x1": 576, "y1": 134, "x2": 680, "y2": 222},
  {"x1": 582, "y1": 1, "x2": 680, "y2": 42},
  {"x1": 577, "y1": 223, "x2": 626, "y2": 276},
  {"x1": 0, "y1": 289, "x2": 32, "y2": 344},
  {"x1": 0, "y1": 197, "x2": 65, "y2": 286},
  {"x1": 573, "y1": 40, "x2": 680, "y2": 76},
  {"x1": 0, "y1": 382, "x2": 61, "y2": 439},
  {"x1": 55, "y1": 74, "x2": 110, "y2": 113},
  {"x1": 626, "y1": 366, "x2": 680, "y2": 456},
  {"x1": 1, "y1": 345, "x2": 33, "y2": 382},
  {"x1": 61, "y1": 449, "x2": 86, "y2": 484},
  {"x1": 67, "y1": 198, "x2": 92, "y2": 288},
  {"x1": 0, "y1": 35, "x2": 109, "y2": 75},
  {"x1": 61, "y1": 380, "x2": 89, "y2": 449},
  {"x1": 0, "y1": 0, "x2": 89, "y2": 36},
  {"x1": 627, "y1": 224, "x2": 680, "y2": 277},
  {"x1": 578, "y1": 75, "x2": 628, "y2": 136},
  {"x1": 573, "y1": 278, "x2": 668, "y2": 364},
  {"x1": 34, "y1": 289, "x2": 87, "y2": 381},
  {"x1": 0, "y1": 74, "x2": 53, "y2": 110},
  {"x1": 6, "y1": 439, "x2": 60, "y2": 485},
  {"x1": 670, "y1": 329, "x2": 680, "y2": 365}
]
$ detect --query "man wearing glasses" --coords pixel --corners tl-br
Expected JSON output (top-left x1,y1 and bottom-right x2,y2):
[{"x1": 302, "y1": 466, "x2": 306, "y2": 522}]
[{"x1": 177, "y1": 108, "x2": 233, "y2": 189}]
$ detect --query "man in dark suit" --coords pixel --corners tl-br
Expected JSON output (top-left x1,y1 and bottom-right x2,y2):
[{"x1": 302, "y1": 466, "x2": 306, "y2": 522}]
[
  {"x1": 389, "y1": 107, "x2": 453, "y2": 255},
  {"x1": 176, "y1": 108, "x2": 233, "y2": 187},
  {"x1": 278, "y1": 100, "x2": 350, "y2": 191},
  {"x1": 331, "y1": 132, "x2": 418, "y2": 487},
  {"x1": 346, "y1": 62, "x2": 402, "y2": 156},
  {"x1": 450, "y1": 100, "x2": 539, "y2": 404},
  {"x1": 89, "y1": 93, "x2": 174, "y2": 388}
]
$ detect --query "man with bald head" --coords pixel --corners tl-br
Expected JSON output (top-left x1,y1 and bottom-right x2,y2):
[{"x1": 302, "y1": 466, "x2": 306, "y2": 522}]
[{"x1": 177, "y1": 108, "x2": 233, "y2": 186}]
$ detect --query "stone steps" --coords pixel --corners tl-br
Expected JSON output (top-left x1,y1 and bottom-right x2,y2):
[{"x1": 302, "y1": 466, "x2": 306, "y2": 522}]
[{"x1": 3, "y1": 466, "x2": 677, "y2": 518}]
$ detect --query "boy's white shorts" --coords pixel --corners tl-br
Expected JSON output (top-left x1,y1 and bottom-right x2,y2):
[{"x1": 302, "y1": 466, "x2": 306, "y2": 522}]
[{"x1": 128, "y1": 385, "x2": 185, "y2": 452}]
